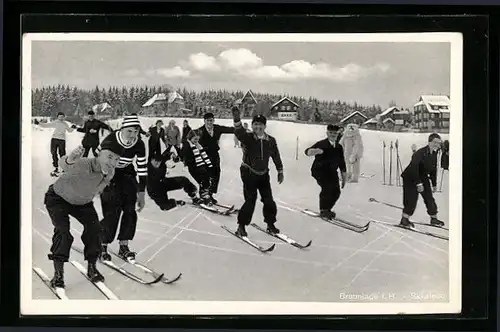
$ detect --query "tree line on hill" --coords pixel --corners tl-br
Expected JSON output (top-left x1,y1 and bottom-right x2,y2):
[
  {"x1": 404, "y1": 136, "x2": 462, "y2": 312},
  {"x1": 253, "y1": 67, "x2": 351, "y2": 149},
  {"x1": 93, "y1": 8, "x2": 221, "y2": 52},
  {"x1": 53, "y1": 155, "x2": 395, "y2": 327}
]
[{"x1": 31, "y1": 84, "x2": 385, "y2": 124}]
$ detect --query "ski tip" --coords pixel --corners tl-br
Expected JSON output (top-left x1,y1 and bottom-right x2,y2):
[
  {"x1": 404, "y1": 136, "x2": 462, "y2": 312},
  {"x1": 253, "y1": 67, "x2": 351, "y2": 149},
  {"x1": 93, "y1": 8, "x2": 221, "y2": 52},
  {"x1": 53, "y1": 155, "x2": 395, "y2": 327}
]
[
  {"x1": 148, "y1": 273, "x2": 165, "y2": 285},
  {"x1": 368, "y1": 198, "x2": 376, "y2": 202},
  {"x1": 264, "y1": 243, "x2": 276, "y2": 252},
  {"x1": 303, "y1": 240, "x2": 312, "y2": 248}
]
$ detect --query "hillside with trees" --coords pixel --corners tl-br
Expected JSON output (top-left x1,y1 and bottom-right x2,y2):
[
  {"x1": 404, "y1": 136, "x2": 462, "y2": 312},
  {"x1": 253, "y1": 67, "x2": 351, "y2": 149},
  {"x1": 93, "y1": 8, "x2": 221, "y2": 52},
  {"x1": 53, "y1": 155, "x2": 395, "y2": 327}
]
[{"x1": 31, "y1": 85, "x2": 384, "y2": 124}]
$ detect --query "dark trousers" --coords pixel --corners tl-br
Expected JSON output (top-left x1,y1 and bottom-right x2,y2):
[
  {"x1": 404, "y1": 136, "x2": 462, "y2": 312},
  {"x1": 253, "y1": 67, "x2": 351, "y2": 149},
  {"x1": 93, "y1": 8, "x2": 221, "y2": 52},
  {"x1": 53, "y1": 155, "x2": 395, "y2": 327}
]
[
  {"x1": 50, "y1": 138, "x2": 66, "y2": 169},
  {"x1": 147, "y1": 176, "x2": 197, "y2": 210},
  {"x1": 82, "y1": 144, "x2": 99, "y2": 157},
  {"x1": 402, "y1": 177, "x2": 438, "y2": 216},
  {"x1": 189, "y1": 167, "x2": 212, "y2": 199},
  {"x1": 44, "y1": 185, "x2": 101, "y2": 262},
  {"x1": 208, "y1": 153, "x2": 221, "y2": 194},
  {"x1": 148, "y1": 142, "x2": 162, "y2": 161},
  {"x1": 314, "y1": 175, "x2": 341, "y2": 211},
  {"x1": 237, "y1": 166, "x2": 278, "y2": 226},
  {"x1": 100, "y1": 170, "x2": 139, "y2": 244}
]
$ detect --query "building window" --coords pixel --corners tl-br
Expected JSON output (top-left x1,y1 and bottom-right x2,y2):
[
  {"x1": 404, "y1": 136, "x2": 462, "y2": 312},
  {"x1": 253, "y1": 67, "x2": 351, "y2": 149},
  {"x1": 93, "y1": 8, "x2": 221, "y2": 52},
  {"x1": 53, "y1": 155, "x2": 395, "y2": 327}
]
[
  {"x1": 442, "y1": 113, "x2": 450, "y2": 119},
  {"x1": 442, "y1": 121, "x2": 450, "y2": 128}
]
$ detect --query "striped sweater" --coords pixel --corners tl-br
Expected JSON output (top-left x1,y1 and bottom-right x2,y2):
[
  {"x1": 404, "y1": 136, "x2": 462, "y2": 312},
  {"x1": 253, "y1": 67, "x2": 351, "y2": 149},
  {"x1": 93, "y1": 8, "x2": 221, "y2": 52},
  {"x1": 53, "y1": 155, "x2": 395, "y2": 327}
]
[
  {"x1": 182, "y1": 141, "x2": 213, "y2": 171},
  {"x1": 97, "y1": 131, "x2": 148, "y2": 191}
]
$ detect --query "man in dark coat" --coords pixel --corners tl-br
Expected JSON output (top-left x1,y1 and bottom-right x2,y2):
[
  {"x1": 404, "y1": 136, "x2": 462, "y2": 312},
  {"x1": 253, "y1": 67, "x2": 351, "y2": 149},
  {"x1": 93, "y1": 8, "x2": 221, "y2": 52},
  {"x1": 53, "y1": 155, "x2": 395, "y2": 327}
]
[
  {"x1": 196, "y1": 112, "x2": 234, "y2": 203},
  {"x1": 400, "y1": 133, "x2": 445, "y2": 228},
  {"x1": 76, "y1": 111, "x2": 112, "y2": 157},
  {"x1": 441, "y1": 139, "x2": 449, "y2": 170},
  {"x1": 304, "y1": 124, "x2": 347, "y2": 220},
  {"x1": 231, "y1": 107, "x2": 284, "y2": 237},
  {"x1": 146, "y1": 119, "x2": 167, "y2": 161}
]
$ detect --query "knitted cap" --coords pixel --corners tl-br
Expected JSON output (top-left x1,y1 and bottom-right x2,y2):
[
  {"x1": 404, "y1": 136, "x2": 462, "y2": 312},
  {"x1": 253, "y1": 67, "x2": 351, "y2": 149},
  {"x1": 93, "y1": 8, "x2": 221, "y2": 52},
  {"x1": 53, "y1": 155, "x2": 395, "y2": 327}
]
[
  {"x1": 121, "y1": 115, "x2": 141, "y2": 129},
  {"x1": 252, "y1": 114, "x2": 267, "y2": 125},
  {"x1": 100, "y1": 136, "x2": 125, "y2": 156}
]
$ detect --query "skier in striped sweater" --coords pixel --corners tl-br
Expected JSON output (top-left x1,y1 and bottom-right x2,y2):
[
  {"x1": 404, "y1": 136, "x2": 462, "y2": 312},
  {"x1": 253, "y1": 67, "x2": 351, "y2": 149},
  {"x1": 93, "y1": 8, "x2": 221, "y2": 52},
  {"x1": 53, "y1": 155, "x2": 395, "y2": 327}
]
[
  {"x1": 98, "y1": 115, "x2": 148, "y2": 262},
  {"x1": 182, "y1": 129, "x2": 216, "y2": 205}
]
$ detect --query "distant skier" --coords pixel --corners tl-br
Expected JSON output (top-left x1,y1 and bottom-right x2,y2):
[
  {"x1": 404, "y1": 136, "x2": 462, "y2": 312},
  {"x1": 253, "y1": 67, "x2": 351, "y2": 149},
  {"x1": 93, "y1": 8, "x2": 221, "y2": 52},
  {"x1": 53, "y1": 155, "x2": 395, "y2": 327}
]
[
  {"x1": 146, "y1": 119, "x2": 167, "y2": 161},
  {"x1": 99, "y1": 114, "x2": 148, "y2": 262},
  {"x1": 181, "y1": 119, "x2": 192, "y2": 147},
  {"x1": 165, "y1": 119, "x2": 182, "y2": 159},
  {"x1": 146, "y1": 149, "x2": 200, "y2": 211},
  {"x1": 231, "y1": 107, "x2": 284, "y2": 237},
  {"x1": 76, "y1": 111, "x2": 112, "y2": 157},
  {"x1": 34, "y1": 112, "x2": 77, "y2": 177},
  {"x1": 304, "y1": 124, "x2": 347, "y2": 220},
  {"x1": 196, "y1": 112, "x2": 235, "y2": 203},
  {"x1": 399, "y1": 133, "x2": 445, "y2": 228},
  {"x1": 441, "y1": 140, "x2": 449, "y2": 170},
  {"x1": 44, "y1": 140, "x2": 124, "y2": 289},
  {"x1": 182, "y1": 130, "x2": 216, "y2": 205}
]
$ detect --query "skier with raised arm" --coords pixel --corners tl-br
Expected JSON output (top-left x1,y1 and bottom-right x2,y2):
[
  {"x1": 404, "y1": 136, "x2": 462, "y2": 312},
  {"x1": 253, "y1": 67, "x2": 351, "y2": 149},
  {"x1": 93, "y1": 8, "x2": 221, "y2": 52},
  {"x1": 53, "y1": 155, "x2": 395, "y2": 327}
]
[
  {"x1": 44, "y1": 141, "x2": 124, "y2": 289},
  {"x1": 231, "y1": 106, "x2": 284, "y2": 237},
  {"x1": 76, "y1": 110, "x2": 112, "y2": 157}
]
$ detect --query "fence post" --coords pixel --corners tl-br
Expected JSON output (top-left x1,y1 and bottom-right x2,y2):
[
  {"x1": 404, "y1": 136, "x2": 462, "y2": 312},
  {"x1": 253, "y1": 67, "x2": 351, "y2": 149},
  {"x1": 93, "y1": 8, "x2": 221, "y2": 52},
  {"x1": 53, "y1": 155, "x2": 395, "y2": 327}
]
[{"x1": 295, "y1": 136, "x2": 299, "y2": 160}]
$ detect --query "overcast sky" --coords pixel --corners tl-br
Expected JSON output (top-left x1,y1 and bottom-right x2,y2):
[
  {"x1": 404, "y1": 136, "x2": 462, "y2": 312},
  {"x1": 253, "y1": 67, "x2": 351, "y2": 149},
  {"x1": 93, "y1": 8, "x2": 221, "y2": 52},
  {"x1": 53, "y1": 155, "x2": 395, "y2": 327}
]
[{"x1": 31, "y1": 41, "x2": 451, "y2": 108}]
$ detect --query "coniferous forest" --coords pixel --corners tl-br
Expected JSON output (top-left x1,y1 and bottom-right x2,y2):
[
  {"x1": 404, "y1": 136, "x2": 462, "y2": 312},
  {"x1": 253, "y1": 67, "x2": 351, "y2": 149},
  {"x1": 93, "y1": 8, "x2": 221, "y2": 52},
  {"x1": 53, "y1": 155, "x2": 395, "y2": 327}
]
[{"x1": 31, "y1": 85, "x2": 385, "y2": 124}]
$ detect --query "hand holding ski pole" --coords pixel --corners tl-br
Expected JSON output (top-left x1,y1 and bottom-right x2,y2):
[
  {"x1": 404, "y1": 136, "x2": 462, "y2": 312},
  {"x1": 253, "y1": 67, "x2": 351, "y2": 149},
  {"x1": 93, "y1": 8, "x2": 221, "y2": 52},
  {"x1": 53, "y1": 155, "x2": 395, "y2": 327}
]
[
  {"x1": 137, "y1": 192, "x2": 145, "y2": 212},
  {"x1": 277, "y1": 172, "x2": 284, "y2": 184}
]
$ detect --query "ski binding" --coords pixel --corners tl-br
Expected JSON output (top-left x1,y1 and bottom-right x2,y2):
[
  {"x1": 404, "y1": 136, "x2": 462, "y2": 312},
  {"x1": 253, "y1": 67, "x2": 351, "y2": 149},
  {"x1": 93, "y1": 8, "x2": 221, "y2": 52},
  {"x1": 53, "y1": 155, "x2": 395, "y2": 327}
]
[
  {"x1": 33, "y1": 267, "x2": 68, "y2": 300},
  {"x1": 221, "y1": 225, "x2": 276, "y2": 253},
  {"x1": 302, "y1": 209, "x2": 369, "y2": 233},
  {"x1": 69, "y1": 260, "x2": 120, "y2": 300},
  {"x1": 250, "y1": 223, "x2": 312, "y2": 249}
]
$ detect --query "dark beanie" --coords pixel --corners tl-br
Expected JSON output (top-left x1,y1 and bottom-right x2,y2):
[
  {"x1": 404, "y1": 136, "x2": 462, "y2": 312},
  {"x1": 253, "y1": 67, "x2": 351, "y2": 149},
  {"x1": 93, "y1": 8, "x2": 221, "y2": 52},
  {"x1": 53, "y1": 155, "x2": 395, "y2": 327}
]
[
  {"x1": 252, "y1": 114, "x2": 267, "y2": 125},
  {"x1": 204, "y1": 112, "x2": 214, "y2": 120},
  {"x1": 100, "y1": 136, "x2": 125, "y2": 156}
]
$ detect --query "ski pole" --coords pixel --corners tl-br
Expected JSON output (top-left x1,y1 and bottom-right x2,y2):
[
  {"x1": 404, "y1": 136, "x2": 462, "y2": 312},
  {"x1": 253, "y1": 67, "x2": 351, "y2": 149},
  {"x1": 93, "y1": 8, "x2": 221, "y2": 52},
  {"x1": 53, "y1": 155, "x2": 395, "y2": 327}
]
[
  {"x1": 439, "y1": 168, "x2": 445, "y2": 192},
  {"x1": 389, "y1": 141, "x2": 393, "y2": 186},
  {"x1": 382, "y1": 141, "x2": 386, "y2": 185}
]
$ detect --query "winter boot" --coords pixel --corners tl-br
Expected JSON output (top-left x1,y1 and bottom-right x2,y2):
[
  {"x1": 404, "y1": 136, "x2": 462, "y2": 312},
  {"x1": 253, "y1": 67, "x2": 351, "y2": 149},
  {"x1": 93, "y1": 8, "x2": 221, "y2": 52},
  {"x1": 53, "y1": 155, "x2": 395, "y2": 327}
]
[
  {"x1": 235, "y1": 224, "x2": 247, "y2": 237},
  {"x1": 399, "y1": 216, "x2": 415, "y2": 228},
  {"x1": 50, "y1": 168, "x2": 60, "y2": 177},
  {"x1": 266, "y1": 223, "x2": 280, "y2": 235},
  {"x1": 209, "y1": 195, "x2": 218, "y2": 204},
  {"x1": 87, "y1": 261, "x2": 105, "y2": 283},
  {"x1": 100, "y1": 244, "x2": 111, "y2": 261},
  {"x1": 320, "y1": 210, "x2": 336, "y2": 220},
  {"x1": 50, "y1": 260, "x2": 65, "y2": 289},
  {"x1": 430, "y1": 217, "x2": 445, "y2": 227},
  {"x1": 192, "y1": 197, "x2": 202, "y2": 205},
  {"x1": 118, "y1": 244, "x2": 136, "y2": 262}
]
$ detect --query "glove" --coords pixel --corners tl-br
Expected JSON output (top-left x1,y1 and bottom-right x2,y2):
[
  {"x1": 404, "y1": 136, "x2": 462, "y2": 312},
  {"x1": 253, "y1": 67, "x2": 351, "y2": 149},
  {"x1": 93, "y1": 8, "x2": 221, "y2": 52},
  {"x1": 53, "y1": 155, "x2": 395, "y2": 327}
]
[
  {"x1": 432, "y1": 186, "x2": 437, "y2": 193},
  {"x1": 277, "y1": 172, "x2": 284, "y2": 184},
  {"x1": 341, "y1": 172, "x2": 347, "y2": 188},
  {"x1": 231, "y1": 106, "x2": 241, "y2": 122},
  {"x1": 71, "y1": 124, "x2": 77, "y2": 129},
  {"x1": 89, "y1": 129, "x2": 97, "y2": 133},
  {"x1": 34, "y1": 119, "x2": 40, "y2": 125},
  {"x1": 416, "y1": 183, "x2": 424, "y2": 193},
  {"x1": 307, "y1": 148, "x2": 323, "y2": 156},
  {"x1": 137, "y1": 192, "x2": 145, "y2": 212}
]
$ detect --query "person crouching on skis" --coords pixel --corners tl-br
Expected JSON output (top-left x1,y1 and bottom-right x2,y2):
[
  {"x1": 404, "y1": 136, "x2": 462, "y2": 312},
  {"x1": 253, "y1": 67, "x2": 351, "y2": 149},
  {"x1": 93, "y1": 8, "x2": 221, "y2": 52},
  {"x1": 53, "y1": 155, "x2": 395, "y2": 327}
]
[
  {"x1": 304, "y1": 124, "x2": 347, "y2": 221},
  {"x1": 231, "y1": 107, "x2": 284, "y2": 238},
  {"x1": 147, "y1": 149, "x2": 201, "y2": 210},
  {"x1": 399, "y1": 133, "x2": 445, "y2": 228},
  {"x1": 181, "y1": 130, "x2": 215, "y2": 205},
  {"x1": 44, "y1": 140, "x2": 124, "y2": 289}
]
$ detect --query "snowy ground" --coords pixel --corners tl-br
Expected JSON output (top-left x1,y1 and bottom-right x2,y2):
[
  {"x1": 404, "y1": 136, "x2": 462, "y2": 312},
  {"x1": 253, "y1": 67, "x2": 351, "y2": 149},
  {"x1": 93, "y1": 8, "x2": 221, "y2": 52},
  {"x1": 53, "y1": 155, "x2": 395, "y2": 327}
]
[{"x1": 30, "y1": 117, "x2": 450, "y2": 303}]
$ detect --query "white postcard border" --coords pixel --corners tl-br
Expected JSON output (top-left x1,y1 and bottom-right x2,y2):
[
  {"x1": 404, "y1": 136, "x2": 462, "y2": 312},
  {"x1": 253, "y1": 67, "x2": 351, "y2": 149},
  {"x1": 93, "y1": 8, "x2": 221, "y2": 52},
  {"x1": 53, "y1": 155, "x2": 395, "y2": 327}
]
[{"x1": 20, "y1": 32, "x2": 463, "y2": 316}]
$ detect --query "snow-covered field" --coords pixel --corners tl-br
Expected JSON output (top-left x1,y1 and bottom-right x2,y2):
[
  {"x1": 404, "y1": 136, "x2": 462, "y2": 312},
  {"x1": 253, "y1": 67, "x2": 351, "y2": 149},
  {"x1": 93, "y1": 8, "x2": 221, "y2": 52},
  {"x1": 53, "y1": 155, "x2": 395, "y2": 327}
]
[{"x1": 29, "y1": 116, "x2": 450, "y2": 303}]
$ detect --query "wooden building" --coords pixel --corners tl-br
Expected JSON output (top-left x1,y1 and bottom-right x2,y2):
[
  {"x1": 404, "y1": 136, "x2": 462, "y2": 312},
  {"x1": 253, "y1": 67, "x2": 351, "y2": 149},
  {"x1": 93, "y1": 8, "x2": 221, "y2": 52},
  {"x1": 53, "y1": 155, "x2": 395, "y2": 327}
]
[
  {"x1": 412, "y1": 95, "x2": 451, "y2": 131},
  {"x1": 270, "y1": 97, "x2": 300, "y2": 121},
  {"x1": 340, "y1": 111, "x2": 368, "y2": 126}
]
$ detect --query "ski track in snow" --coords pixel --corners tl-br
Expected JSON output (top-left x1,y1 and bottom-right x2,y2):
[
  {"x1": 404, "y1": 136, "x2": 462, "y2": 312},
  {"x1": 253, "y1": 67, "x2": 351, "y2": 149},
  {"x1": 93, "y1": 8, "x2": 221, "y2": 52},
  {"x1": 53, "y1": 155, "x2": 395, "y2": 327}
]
[{"x1": 30, "y1": 117, "x2": 450, "y2": 303}]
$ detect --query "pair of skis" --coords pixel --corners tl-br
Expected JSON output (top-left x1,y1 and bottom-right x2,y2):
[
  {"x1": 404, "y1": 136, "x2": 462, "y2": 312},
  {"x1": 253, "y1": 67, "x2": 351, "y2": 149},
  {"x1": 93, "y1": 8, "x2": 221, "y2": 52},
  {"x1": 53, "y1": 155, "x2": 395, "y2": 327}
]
[
  {"x1": 301, "y1": 209, "x2": 370, "y2": 233},
  {"x1": 221, "y1": 223, "x2": 312, "y2": 253},
  {"x1": 191, "y1": 201, "x2": 238, "y2": 216},
  {"x1": 72, "y1": 246, "x2": 182, "y2": 285},
  {"x1": 33, "y1": 260, "x2": 119, "y2": 300},
  {"x1": 368, "y1": 197, "x2": 449, "y2": 241}
]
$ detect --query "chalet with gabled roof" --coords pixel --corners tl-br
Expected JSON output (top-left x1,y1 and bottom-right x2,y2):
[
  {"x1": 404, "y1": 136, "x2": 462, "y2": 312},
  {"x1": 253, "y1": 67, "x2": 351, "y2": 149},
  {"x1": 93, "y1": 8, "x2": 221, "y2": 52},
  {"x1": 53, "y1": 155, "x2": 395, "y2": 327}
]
[
  {"x1": 413, "y1": 95, "x2": 450, "y2": 131},
  {"x1": 239, "y1": 90, "x2": 258, "y2": 117},
  {"x1": 270, "y1": 97, "x2": 300, "y2": 121},
  {"x1": 340, "y1": 111, "x2": 368, "y2": 126}
]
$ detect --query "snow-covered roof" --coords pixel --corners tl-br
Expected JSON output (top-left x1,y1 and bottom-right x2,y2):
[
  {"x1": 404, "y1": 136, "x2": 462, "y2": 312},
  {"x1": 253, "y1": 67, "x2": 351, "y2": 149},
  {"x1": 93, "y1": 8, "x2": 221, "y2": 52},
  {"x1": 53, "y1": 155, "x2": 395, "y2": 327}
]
[
  {"x1": 414, "y1": 95, "x2": 451, "y2": 114},
  {"x1": 380, "y1": 106, "x2": 399, "y2": 117},
  {"x1": 142, "y1": 92, "x2": 184, "y2": 107},
  {"x1": 92, "y1": 102, "x2": 112, "y2": 113},
  {"x1": 340, "y1": 111, "x2": 368, "y2": 124},
  {"x1": 271, "y1": 97, "x2": 300, "y2": 109},
  {"x1": 363, "y1": 118, "x2": 378, "y2": 125},
  {"x1": 242, "y1": 90, "x2": 258, "y2": 104},
  {"x1": 383, "y1": 117, "x2": 395, "y2": 123}
]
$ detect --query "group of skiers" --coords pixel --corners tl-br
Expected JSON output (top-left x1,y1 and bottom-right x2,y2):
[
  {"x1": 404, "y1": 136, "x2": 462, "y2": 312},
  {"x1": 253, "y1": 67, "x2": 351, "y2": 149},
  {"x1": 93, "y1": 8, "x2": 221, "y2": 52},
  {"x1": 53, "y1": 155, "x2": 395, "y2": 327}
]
[{"x1": 37, "y1": 107, "x2": 449, "y2": 289}]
